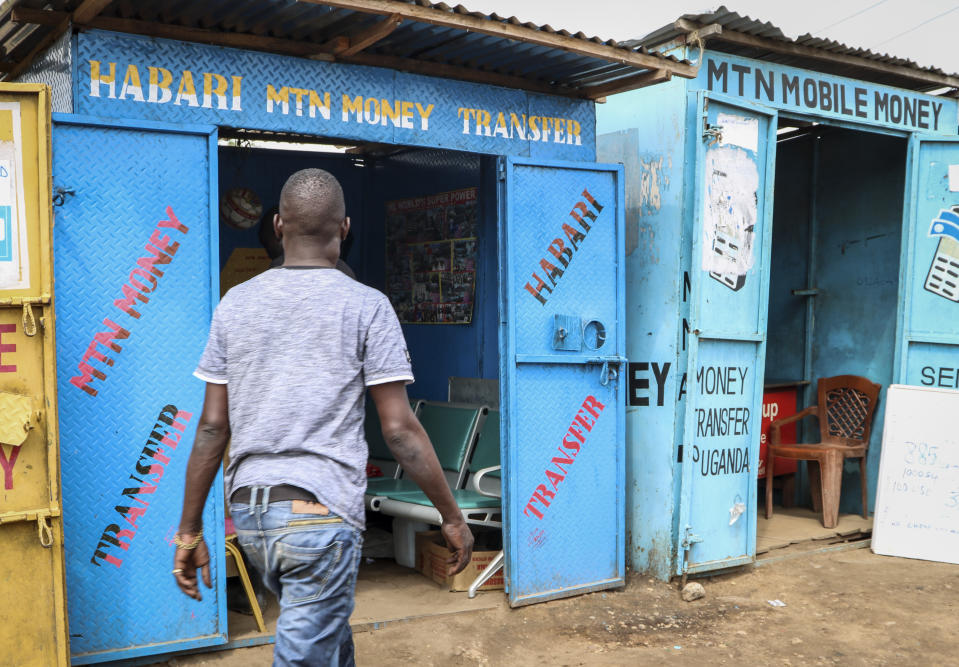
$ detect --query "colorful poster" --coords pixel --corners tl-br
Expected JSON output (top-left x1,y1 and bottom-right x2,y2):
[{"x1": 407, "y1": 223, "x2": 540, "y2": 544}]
[
  {"x1": 386, "y1": 188, "x2": 478, "y2": 324},
  {"x1": 0, "y1": 102, "x2": 29, "y2": 291}
]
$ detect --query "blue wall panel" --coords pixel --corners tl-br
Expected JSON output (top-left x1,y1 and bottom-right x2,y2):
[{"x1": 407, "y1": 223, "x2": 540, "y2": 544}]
[
  {"x1": 597, "y1": 77, "x2": 688, "y2": 579},
  {"x1": 53, "y1": 119, "x2": 224, "y2": 662},
  {"x1": 74, "y1": 30, "x2": 596, "y2": 161}
]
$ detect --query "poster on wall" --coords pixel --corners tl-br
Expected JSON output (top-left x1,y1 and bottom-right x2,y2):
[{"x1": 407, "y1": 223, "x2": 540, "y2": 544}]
[
  {"x1": 0, "y1": 102, "x2": 29, "y2": 291},
  {"x1": 386, "y1": 188, "x2": 477, "y2": 324}
]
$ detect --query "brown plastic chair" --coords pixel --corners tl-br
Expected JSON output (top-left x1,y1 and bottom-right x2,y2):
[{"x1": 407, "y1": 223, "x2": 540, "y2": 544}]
[{"x1": 765, "y1": 375, "x2": 881, "y2": 529}]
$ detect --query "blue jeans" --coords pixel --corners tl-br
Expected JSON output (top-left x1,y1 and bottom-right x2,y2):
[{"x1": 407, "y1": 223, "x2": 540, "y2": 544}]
[{"x1": 231, "y1": 488, "x2": 363, "y2": 667}]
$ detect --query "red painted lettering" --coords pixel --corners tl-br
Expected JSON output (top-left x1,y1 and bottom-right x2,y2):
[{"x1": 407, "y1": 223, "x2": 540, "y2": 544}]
[
  {"x1": 568, "y1": 423, "x2": 585, "y2": 443},
  {"x1": 533, "y1": 484, "x2": 555, "y2": 504},
  {"x1": 570, "y1": 201, "x2": 596, "y2": 231},
  {"x1": 0, "y1": 445, "x2": 21, "y2": 489},
  {"x1": 93, "y1": 318, "x2": 130, "y2": 353},
  {"x1": 70, "y1": 319, "x2": 130, "y2": 396},
  {"x1": 136, "y1": 243, "x2": 171, "y2": 276},
  {"x1": 561, "y1": 435, "x2": 581, "y2": 454},
  {"x1": 74, "y1": 207, "x2": 187, "y2": 396},
  {"x1": 150, "y1": 447, "x2": 171, "y2": 465},
  {"x1": 551, "y1": 448, "x2": 574, "y2": 473},
  {"x1": 122, "y1": 505, "x2": 148, "y2": 528},
  {"x1": 128, "y1": 267, "x2": 158, "y2": 293},
  {"x1": 157, "y1": 206, "x2": 188, "y2": 233},
  {"x1": 114, "y1": 282, "x2": 149, "y2": 318},
  {"x1": 581, "y1": 188, "x2": 604, "y2": 213},
  {"x1": 562, "y1": 223, "x2": 585, "y2": 250},
  {"x1": 525, "y1": 187, "x2": 606, "y2": 305},
  {"x1": 524, "y1": 272, "x2": 552, "y2": 305},
  {"x1": 574, "y1": 408, "x2": 597, "y2": 432},
  {"x1": 545, "y1": 469, "x2": 565, "y2": 489},
  {"x1": 539, "y1": 257, "x2": 564, "y2": 285},
  {"x1": 523, "y1": 393, "x2": 606, "y2": 520},
  {"x1": 547, "y1": 238, "x2": 572, "y2": 268},
  {"x1": 524, "y1": 503, "x2": 544, "y2": 519},
  {"x1": 147, "y1": 230, "x2": 180, "y2": 257},
  {"x1": 0, "y1": 323, "x2": 15, "y2": 373},
  {"x1": 583, "y1": 395, "x2": 606, "y2": 418}
]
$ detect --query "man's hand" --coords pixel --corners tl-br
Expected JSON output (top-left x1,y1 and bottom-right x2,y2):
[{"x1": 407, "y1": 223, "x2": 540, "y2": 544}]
[
  {"x1": 173, "y1": 536, "x2": 212, "y2": 601},
  {"x1": 441, "y1": 519, "x2": 474, "y2": 575}
]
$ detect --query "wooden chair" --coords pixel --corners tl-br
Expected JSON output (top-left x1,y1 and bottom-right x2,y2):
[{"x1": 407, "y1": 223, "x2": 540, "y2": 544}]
[{"x1": 765, "y1": 375, "x2": 881, "y2": 528}]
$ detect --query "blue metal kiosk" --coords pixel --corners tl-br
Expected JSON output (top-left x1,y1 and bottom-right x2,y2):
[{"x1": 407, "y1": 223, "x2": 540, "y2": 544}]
[
  {"x1": 598, "y1": 9, "x2": 959, "y2": 581},
  {"x1": 4, "y1": 1, "x2": 699, "y2": 663}
]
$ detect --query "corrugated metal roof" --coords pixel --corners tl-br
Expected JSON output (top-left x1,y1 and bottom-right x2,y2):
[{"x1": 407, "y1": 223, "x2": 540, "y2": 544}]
[
  {"x1": 0, "y1": 0, "x2": 695, "y2": 98},
  {"x1": 630, "y1": 5, "x2": 959, "y2": 94}
]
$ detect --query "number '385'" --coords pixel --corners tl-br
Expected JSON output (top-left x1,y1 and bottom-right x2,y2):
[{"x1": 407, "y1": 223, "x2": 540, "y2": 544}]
[{"x1": 905, "y1": 441, "x2": 938, "y2": 466}]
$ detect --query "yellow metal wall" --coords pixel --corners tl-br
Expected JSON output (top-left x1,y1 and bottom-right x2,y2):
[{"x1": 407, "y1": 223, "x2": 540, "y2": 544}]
[{"x1": 0, "y1": 83, "x2": 68, "y2": 667}]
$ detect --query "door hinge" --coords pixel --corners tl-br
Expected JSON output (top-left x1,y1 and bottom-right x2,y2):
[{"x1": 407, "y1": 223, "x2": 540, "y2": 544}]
[
  {"x1": 681, "y1": 526, "x2": 703, "y2": 550},
  {"x1": 497, "y1": 162, "x2": 506, "y2": 181},
  {"x1": 52, "y1": 186, "x2": 75, "y2": 207},
  {"x1": 703, "y1": 123, "x2": 723, "y2": 146}
]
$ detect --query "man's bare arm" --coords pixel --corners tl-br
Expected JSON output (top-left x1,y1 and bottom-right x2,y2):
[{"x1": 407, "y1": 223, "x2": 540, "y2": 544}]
[
  {"x1": 174, "y1": 382, "x2": 230, "y2": 600},
  {"x1": 368, "y1": 382, "x2": 474, "y2": 574}
]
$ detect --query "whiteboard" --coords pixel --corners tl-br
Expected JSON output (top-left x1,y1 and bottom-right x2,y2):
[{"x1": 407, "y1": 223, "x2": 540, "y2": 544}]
[{"x1": 872, "y1": 384, "x2": 959, "y2": 564}]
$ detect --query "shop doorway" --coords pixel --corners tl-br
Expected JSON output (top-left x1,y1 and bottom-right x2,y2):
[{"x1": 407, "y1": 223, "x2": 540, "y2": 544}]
[
  {"x1": 215, "y1": 138, "x2": 501, "y2": 638},
  {"x1": 213, "y1": 135, "x2": 627, "y2": 638},
  {"x1": 759, "y1": 120, "x2": 908, "y2": 553}
]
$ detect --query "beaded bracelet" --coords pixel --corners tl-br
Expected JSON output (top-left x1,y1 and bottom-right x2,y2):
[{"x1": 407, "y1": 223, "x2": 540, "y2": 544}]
[{"x1": 173, "y1": 529, "x2": 204, "y2": 550}]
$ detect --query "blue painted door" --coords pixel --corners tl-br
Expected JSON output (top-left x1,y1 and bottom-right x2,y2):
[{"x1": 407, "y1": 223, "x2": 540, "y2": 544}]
[
  {"x1": 895, "y1": 137, "x2": 959, "y2": 388},
  {"x1": 678, "y1": 93, "x2": 777, "y2": 576},
  {"x1": 499, "y1": 158, "x2": 625, "y2": 607},
  {"x1": 52, "y1": 116, "x2": 225, "y2": 663}
]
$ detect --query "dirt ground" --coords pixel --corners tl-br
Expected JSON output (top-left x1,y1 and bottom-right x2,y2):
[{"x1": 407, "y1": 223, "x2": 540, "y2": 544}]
[{"x1": 156, "y1": 545, "x2": 959, "y2": 666}]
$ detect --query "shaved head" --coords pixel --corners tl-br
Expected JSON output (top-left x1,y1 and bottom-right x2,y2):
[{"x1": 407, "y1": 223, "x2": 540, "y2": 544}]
[{"x1": 278, "y1": 169, "x2": 346, "y2": 241}]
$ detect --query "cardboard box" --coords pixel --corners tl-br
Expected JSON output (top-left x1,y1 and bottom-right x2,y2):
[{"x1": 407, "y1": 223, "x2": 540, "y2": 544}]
[
  {"x1": 426, "y1": 538, "x2": 504, "y2": 592},
  {"x1": 415, "y1": 530, "x2": 442, "y2": 577}
]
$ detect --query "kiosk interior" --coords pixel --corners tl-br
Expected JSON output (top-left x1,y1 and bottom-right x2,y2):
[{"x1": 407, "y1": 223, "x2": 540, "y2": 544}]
[
  {"x1": 2, "y1": 4, "x2": 698, "y2": 663},
  {"x1": 598, "y1": 9, "x2": 959, "y2": 582}
]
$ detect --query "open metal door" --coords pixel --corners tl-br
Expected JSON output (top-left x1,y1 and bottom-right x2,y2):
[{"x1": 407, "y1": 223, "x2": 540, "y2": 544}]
[
  {"x1": 499, "y1": 157, "x2": 625, "y2": 607},
  {"x1": 895, "y1": 136, "x2": 959, "y2": 388},
  {"x1": 52, "y1": 115, "x2": 225, "y2": 663},
  {"x1": 677, "y1": 93, "x2": 777, "y2": 576},
  {"x1": 0, "y1": 84, "x2": 69, "y2": 667}
]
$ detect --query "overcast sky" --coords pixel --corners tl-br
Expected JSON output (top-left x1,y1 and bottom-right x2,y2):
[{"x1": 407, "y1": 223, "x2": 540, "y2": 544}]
[{"x1": 463, "y1": 1, "x2": 959, "y2": 75}]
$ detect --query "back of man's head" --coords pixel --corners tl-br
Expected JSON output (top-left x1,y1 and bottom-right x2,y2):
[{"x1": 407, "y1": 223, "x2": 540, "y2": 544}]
[{"x1": 278, "y1": 169, "x2": 345, "y2": 241}]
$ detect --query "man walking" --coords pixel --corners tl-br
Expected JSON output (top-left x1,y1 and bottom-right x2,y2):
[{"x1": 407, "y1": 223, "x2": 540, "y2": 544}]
[{"x1": 172, "y1": 168, "x2": 474, "y2": 665}]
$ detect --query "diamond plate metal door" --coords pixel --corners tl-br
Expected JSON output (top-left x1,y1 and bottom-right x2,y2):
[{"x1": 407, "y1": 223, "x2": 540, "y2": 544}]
[
  {"x1": 499, "y1": 158, "x2": 625, "y2": 607},
  {"x1": 0, "y1": 84, "x2": 70, "y2": 667},
  {"x1": 678, "y1": 93, "x2": 777, "y2": 576},
  {"x1": 51, "y1": 115, "x2": 225, "y2": 663},
  {"x1": 894, "y1": 137, "x2": 959, "y2": 388}
]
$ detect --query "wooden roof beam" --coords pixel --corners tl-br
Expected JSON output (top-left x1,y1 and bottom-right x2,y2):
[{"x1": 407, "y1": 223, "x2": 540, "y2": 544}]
[
  {"x1": 72, "y1": 0, "x2": 113, "y2": 25},
  {"x1": 297, "y1": 0, "x2": 698, "y2": 78},
  {"x1": 336, "y1": 13, "x2": 401, "y2": 57},
  {"x1": 11, "y1": 8, "x2": 65, "y2": 26},
  {"x1": 582, "y1": 68, "x2": 672, "y2": 99},
  {"x1": 3, "y1": 14, "x2": 69, "y2": 80}
]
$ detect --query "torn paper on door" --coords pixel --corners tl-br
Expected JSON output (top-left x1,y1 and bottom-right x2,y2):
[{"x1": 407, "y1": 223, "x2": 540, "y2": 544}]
[
  {"x1": 717, "y1": 113, "x2": 759, "y2": 153},
  {"x1": 701, "y1": 146, "x2": 759, "y2": 291}
]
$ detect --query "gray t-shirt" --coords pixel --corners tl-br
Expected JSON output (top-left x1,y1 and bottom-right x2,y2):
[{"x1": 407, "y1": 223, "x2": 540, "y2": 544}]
[{"x1": 194, "y1": 266, "x2": 413, "y2": 529}]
